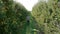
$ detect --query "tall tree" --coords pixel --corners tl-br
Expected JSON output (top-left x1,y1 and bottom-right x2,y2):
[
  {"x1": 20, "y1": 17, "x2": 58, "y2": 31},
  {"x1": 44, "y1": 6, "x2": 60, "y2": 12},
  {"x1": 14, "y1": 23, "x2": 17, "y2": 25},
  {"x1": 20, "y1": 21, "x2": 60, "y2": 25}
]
[
  {"x1": 32, "y1": 0, "x2": 60, "y2": 34},
  {"x1": 0, "y1": 0, "x2": 29, "y2": 34}
]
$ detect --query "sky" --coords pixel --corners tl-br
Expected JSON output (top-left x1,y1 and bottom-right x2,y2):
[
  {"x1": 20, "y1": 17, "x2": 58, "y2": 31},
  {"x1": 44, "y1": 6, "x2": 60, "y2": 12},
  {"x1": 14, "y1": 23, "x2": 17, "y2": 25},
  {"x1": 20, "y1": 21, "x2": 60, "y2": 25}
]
[{"x1": 14, "y1": 0, "x2": 38, "y2": 11}]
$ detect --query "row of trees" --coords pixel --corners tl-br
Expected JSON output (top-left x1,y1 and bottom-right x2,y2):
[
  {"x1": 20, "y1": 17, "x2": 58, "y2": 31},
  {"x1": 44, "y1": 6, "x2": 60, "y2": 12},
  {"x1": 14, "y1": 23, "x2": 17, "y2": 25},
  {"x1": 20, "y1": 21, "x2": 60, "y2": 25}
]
[
  {"x1": 0, "y1": 0, "x2": 30, "y2": 34},
  {"x1": 0, "y1": 0, "x2": 60, "y2": 34},
  {"x1": 32, "y1": 0, "x2": 60, "y2": 34}
]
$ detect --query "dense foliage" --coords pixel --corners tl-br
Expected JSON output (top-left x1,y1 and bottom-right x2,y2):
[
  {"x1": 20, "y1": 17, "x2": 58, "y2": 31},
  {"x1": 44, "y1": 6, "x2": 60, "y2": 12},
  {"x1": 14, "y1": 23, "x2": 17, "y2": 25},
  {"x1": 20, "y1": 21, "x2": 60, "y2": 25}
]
[
  {"x1": 0, "y1": 0, "x2": 29, "y2": 34},
  {"x1": 32, "y1": 0, "x2": 60, "y2": 34},
  {"x1": 1, "y1": 0, "x2": 60, "y2": 34}
]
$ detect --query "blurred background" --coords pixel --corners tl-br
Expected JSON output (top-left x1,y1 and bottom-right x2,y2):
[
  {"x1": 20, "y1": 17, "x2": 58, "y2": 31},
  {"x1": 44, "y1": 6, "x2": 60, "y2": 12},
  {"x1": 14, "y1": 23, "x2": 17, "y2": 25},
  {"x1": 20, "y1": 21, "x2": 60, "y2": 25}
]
[{"x1": 0, "y1": 0, "x2": 60, "y2": 34}]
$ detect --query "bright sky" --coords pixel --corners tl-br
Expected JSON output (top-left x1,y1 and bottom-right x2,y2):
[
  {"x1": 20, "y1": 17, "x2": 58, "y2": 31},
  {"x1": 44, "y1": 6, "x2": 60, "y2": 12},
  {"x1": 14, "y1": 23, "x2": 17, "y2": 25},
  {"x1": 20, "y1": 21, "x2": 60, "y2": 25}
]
[{"x1": 14, "y1": 0, "x2": 38, "y2": 11}]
